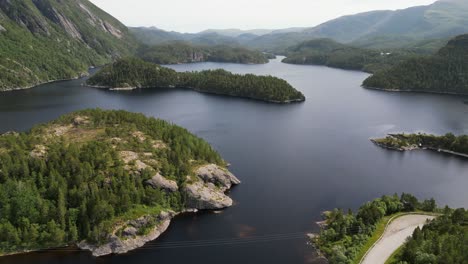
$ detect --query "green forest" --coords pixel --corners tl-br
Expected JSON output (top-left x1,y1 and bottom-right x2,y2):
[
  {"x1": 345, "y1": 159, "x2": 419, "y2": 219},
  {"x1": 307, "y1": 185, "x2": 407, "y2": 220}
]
[
  {"x1": 314, "y1": 193, "x2": 443, "y2": 264},
  {"x1": 388, "y1": 208, "x2": 467, "y2": 264},
  {"x1": 282, "y1": 39, "x2": 430, "y2": 73},
  {"x1": 138, "y1": 41, "x2": 269, "y2": 64},
  {"x1": 87, "y1": 57, "x2": 305, "y2": 103},
  {"x1": 0, "y1": 109, "x2": 224, "y2": 254},
  {"x1": 363, "y1": 34, "x2": 468, "y2": 94}
]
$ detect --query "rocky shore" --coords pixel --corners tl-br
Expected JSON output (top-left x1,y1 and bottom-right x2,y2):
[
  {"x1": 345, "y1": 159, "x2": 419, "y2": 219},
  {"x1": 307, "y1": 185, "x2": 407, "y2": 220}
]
[{"x1": 78, "y1": 164, "x2": 240, "y2": 257}]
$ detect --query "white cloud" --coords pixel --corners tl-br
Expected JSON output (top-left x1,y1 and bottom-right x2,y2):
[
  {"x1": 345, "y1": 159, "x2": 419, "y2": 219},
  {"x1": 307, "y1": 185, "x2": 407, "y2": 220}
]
[{"x1": 90, "y1": 0, "x2": 437, "y2": 33}]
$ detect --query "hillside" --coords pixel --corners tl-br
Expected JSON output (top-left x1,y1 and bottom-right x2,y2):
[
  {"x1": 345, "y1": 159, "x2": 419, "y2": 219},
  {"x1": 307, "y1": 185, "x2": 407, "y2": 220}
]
[
  {"x1": 86, "y1": 58, "x2": 305, "y2": 103},
  {"x1": 138, "y1": 41, "x2": 269, "y2": 64},
  {"x1": 363, "y1": 34, "x2": 468, "y2": 94},
  {"x1": 282, "y1": 39, "x2": 424, "y2": 73},
  {"x1": 0, "y1": 109, "x2": 240, "y2": 256},
  {"x1": 0, "y1": 0, "x2": 137, "y2": 91},
  {"x1": 244, "y1": 0, "x2": 468, "y2": 52}
]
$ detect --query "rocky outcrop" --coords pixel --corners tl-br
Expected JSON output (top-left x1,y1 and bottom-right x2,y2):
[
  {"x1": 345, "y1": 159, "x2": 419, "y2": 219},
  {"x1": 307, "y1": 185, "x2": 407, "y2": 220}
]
[
  {"x1": 80, "y1": 164, "x2": 239, "y2": 256},
  {"x1": 146, "y1": 173, "x2": 178, "y2": 192},
  {"x1": 184, "y1": 164, "x2": 240, "y2": 210},
  {"x1": 196, "y1": 164, "x2": 241, "y2": 190},
  {"x1": 78, "y1": 211, "x2": 175, "y2": 257},
  {"x1": 0, "y1": 24, "x2": 5, "y2": 32}
]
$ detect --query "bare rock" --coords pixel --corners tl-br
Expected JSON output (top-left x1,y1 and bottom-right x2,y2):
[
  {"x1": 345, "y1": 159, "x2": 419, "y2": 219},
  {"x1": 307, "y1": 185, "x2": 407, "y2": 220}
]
[
  {"x1": 146, "y1": 173, "x2": 178, "y2": 192},
  {"x1": 30, "y1": 145, "x2": 47, "y2": 159},
  {"x1": 196, "y1": 164, "x2": 241, "y2": 190},
  {"x1": 184, "y1": 177, "x2": 233, "y2": 210},
  {"x1": 78, "y1": 211, "x2": 175, "y2": 257},
  {"x1": 73, "y1": 115, "x2": 90, "y2": 126},
  {"x1": 0, "y1": 24, "x2": 5, "y2": 32}
]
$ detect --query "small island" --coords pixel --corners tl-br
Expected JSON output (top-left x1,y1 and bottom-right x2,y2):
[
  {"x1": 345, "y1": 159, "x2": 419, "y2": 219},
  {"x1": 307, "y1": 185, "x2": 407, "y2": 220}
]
[
  {"x1": 0, "y1": 109, "x2": 240, "y2": 257},
  {"x1": 371, "y1": 133, "x2": 468, "y2": 158},
  {"x1": 86, "y1": 57, "x2": 306, "y2": 103},
  {"x1": 138, "y1": 41, "x2": 271, "y2": 65},
  {"x1": 310, "y1": 194, "x2": 465, "y2": 264}
]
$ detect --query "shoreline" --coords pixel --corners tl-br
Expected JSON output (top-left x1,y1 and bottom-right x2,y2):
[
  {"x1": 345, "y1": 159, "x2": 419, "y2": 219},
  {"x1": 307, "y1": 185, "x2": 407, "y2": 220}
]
[
  {"x1": 370, "y1": 136, "x2": 468, "y2": 159},
  {"x1": 0, "y1": 73, "x2": 90, "y2": 93},
  {"x1": 85, "y1": 84, "x2": 306, "y2": 104},
  {"x1": 363, "y1": 86, "x2": 468, "y2": 97}
]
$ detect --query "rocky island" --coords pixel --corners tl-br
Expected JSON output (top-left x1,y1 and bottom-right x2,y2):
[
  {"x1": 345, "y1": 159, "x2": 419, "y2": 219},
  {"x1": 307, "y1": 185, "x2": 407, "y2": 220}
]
[
  {"x1": 86, "y1": 57, "x2": 306, "y2": 103},
  {"x1": 371, "y1": 133, "x2": 468, "y2": 158},
  {"x1": 0, "y1": 109, "x2": 240, "y2": 257}
]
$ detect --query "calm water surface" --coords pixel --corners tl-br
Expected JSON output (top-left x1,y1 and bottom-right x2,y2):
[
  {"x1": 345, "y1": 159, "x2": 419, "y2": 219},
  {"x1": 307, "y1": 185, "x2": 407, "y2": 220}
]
[{"x1": 0, "y1": 58, "x2": 467, "y2": 264}]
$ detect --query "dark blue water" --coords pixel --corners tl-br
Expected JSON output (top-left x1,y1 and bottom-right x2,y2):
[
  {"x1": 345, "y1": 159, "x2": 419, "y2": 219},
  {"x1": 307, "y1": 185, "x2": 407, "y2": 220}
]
[{"x1": 1, "y1": 58, "x2": 467, "y2": 264}]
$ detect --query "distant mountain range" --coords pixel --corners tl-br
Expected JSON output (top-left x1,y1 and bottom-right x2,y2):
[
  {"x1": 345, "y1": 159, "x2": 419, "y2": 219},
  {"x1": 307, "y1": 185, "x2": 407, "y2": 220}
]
[{"x1": 131, "y1": 0, "x2": 468, "y2": 53}]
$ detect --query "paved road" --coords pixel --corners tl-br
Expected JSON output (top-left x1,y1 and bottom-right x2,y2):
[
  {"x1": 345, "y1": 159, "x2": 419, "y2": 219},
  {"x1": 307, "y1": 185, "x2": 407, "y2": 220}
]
[{"x1": 361, "y1": 214, "x2": 436, "y2": 264}]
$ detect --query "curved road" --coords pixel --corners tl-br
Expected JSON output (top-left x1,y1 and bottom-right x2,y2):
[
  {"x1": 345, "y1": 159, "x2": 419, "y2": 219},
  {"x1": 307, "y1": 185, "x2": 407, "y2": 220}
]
[{"x1": 361, "y1": 214, "x2": 436, "y2": 264}]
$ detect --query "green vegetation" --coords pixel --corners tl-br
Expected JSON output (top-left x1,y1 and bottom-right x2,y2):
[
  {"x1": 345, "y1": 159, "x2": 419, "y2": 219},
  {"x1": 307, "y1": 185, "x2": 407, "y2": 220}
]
[
  {"x1": 313, "y1": 193, "x2": 439, "y2": 264},
  {"x1": 0, "y1": 109, "x2": 224, "y2": 254},
  {"x1": 372, "y1": 133, "x2": 468, "y2": 155},
  {"x1": 0, "y1": 0, "x2": 137, "y2": 91},
  {"x1": 387, "y1": 208, "x2": 467, "y2": 264},
  {"x1": 138, "y1": 41, "x2": 269, "y2": 64},
  {"x1": 363, "y1": 34, "x2": 468, "y2": 94},
  {"x1": 87, "y1": 58, "x2": 305, "y2": 103},
  {"x1": 282, "y1": 39, "x2": 428, "y2": 73}
]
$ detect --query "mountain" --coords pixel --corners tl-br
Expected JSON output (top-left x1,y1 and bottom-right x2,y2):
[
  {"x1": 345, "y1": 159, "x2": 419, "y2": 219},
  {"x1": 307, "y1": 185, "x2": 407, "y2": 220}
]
[
  {"x1": 198, "y1": 28, "x2": 274, "y2": 37},
  {"x1": 245, "y1": 0, "x2": 468, "y2": 52},
  {"x1": 138, "y1": 41, "x2": 269, "y2": 65},
  {"x1": 0, "y1": 0, "x2": 137, "y2": 91},
  {"x1": 363, "y1": 34, "x2": 468, "y2": 94}
]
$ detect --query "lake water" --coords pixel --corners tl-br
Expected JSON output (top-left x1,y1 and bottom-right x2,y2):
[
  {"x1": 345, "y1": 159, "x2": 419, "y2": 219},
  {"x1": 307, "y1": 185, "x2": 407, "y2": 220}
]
[{"x1": 1, "y1": 57, "x2": 467, "y2": 264}]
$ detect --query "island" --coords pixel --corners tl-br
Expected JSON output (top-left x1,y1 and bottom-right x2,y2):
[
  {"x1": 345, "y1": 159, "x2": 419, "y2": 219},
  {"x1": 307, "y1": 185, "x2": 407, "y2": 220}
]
[
  {"x1": 138, "y1": 41, "x2": 271, "y2": 65},
  {"x1": 309, "y1": 194, "x2": 465, "y2": 264},
  {"x1": 86, "y1": 57, "x2": 306, "y2": 103},
  {"x1": 371, "y1": 133, "x2": 468, "y2": 158},
  {"x1": 0, "y1": 109, "x2": 240, "y2": 257},
  {"x1": 363, "y1": 34, "x2": 468, "y2": 95}
]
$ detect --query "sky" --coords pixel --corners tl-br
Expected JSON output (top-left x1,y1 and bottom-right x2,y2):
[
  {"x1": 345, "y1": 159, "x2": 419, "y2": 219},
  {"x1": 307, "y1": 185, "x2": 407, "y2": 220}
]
[{"x1": 90, "y1": 0, "x2": 437, "y2": 33}]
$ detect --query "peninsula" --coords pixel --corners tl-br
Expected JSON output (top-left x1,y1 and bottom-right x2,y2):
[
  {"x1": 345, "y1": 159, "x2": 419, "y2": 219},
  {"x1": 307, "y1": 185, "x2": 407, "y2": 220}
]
[{"x1": 0, "y1": 109, "x2": 240, "y2": 257}]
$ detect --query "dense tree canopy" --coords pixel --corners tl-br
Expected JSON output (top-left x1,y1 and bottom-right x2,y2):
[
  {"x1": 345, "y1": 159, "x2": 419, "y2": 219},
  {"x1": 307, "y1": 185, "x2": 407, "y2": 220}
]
[
  {"x1": 315, "y1": 194, "x2": 441, "y2": 264},
  {"x1": 363, "y1": 34, "x2": 468, "y2": 94},
  {"x1": 138, "y1": 41, "x2": 269, "y2": 65},
  {"x1": 87, "y1": 58, "x2": 305, "y2": 103},
  {"x1": 282, "y1": 38, "x2": 426, "y2": 73},
  {"x1": 0, "y1": 109, "x2": 224, "y2": 254}
]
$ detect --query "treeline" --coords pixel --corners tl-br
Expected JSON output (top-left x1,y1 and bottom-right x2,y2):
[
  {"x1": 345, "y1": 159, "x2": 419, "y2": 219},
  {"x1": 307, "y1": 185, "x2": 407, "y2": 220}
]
[
  {"x1": 374, "y1": 133, "x2": 468, "y2": 154},
  {"x1": 389, "y1": 208, "x2": 467, "y2": 264},
  {"x1": 87, "y1": 57, "x2": 305, "y2": 103},
  {"x1": 363, "y1": 34, "x2": 468, "y2": 94},
  {"x1": 315, "y1": 193, "x2": 439, "y2": 264},
  {"x1": 282, "y1": 38, "x2": 423, "y2": 73},
  {"x1": 0, "y1": 109, "x2": 223, "y2": 253},
  {"x1": 138, "y1": 41, "x2": 269, "y2": 65}
]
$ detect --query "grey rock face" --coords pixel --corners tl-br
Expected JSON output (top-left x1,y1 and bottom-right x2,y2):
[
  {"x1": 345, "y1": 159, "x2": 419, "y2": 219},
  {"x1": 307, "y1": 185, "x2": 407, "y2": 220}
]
[
  {"x1": 146, "y1": 173, "x2": 179, "y2": 192},
  {"x1": 184, "y1": 164, "x2": 240, "y2": 210},
  {"x1": 196, "y1": 164, "x2": 241, "y2": 190},
  {"x1": 78, "y1": 211, "x2": 175, "y2": 257}
]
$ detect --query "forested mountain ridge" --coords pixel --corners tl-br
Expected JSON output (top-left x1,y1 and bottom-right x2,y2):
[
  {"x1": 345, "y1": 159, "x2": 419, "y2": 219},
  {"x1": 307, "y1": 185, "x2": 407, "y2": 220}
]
[
  {"x1": 282, "y1": 38, "x2": 429, "y2": 73},
  {"x1": 0, "y1": 0, "x2": 137, "y2": 91},
  {"x1": 243, "y1": 0, "x2": 468, "y2": 52},
  {"x1": 86, "y1": 57, "x2": 305, "y2": 103},
  {"x1": 0, "y1": 109, "x2": 240, "y2": 256},
  {"x1": 138, "y1": 41, "x2": 270, "y2": 65},
  {"x1": 363, "y1": 34, "x2": 468, "y2": 94}
]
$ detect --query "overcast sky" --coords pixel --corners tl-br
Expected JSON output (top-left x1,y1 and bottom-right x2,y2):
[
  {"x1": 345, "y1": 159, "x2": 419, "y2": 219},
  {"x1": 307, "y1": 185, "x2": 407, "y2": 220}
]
[{"x1": 90, "y1": 0, "x2": 437, "y2": 33}]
